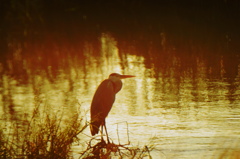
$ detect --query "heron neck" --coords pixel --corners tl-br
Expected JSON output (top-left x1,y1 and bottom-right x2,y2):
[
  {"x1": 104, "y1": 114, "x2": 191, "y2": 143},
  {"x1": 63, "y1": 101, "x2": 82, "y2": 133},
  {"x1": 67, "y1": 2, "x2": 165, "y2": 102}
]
[{"x1": 111, "y1": 80, "x2": 122, "y2": 94}]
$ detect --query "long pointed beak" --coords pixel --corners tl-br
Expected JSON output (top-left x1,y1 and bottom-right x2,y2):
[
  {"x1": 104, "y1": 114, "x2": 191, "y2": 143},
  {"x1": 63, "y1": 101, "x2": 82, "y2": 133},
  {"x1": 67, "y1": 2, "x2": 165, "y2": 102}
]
[{"x1": 120, "y1": 75, "x2": 136, "y2": 79}]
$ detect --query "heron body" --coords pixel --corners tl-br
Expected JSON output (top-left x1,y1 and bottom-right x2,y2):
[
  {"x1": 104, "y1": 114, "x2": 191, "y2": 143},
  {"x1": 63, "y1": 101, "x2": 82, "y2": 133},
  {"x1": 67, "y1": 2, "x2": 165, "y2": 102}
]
[{"x1": 90, "y1": 73, "x2": 135, "y2": 141}]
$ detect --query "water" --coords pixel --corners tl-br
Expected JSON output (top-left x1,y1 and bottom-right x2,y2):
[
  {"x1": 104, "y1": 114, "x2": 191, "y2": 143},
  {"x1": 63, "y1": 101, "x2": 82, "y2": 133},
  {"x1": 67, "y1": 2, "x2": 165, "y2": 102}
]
[{"x1": 1, "y1": 33, "x2": 240, "y2": 158}]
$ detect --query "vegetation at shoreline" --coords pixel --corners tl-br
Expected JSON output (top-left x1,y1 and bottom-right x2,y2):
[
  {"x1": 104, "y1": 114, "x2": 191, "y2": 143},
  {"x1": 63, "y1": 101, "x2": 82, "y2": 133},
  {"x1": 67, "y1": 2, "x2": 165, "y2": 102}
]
[
  {"x1": 0, "y1": 103, "x2": 86, "y2": 158},
  {"x1": 0, "y1": 102, "x2": 155, "y2": 159},
  {"x1": 1, "y1": 0, "x2": 239, "y2": 56}
]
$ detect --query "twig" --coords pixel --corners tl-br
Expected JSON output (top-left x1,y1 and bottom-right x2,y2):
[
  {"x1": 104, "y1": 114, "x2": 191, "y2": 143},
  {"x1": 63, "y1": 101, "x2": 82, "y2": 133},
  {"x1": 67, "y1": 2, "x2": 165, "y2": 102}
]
[{"x1": 117, "y1": 123, "x2": 121, "y2": 145}]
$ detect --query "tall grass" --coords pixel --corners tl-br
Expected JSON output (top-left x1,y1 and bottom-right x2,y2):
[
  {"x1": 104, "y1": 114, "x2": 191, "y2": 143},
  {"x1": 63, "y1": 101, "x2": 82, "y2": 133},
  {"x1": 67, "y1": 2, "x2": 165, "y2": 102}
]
[{"x1": 0, "y1": 102, "x2": 87, "y2": 159}]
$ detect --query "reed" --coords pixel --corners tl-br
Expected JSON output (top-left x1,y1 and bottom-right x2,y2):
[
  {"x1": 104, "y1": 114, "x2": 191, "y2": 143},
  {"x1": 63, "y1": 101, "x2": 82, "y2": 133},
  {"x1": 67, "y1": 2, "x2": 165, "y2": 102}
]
[{"x1": 0, "y1": 103, "x2": 87, "y2": 159}]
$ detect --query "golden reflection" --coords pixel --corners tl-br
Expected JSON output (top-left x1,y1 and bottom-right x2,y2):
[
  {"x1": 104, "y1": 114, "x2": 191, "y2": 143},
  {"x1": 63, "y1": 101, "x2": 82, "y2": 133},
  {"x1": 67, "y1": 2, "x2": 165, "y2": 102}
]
[{"x1": 1, "y1": 32, "x2": 240, "y2": 159}]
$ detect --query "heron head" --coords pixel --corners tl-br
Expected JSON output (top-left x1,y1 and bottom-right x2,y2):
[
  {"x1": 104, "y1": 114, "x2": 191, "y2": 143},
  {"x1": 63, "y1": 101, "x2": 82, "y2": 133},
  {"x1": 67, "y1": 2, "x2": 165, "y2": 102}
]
[{"x1": 109, "y1": 73, "x2": 135, "y2": 80}]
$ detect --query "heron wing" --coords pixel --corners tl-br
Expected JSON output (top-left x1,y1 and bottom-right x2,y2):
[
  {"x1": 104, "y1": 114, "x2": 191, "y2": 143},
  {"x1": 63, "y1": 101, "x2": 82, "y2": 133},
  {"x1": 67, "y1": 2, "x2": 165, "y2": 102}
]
[{"x1": 90, "y1": 79, "x2": 115, "y2": 136}]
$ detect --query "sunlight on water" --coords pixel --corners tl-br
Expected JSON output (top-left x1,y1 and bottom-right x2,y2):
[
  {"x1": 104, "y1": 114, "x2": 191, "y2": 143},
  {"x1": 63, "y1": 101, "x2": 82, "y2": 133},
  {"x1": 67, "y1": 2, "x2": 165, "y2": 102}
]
[{"x1": 1, "y1": 33, "x2": 240, "y2": 158}]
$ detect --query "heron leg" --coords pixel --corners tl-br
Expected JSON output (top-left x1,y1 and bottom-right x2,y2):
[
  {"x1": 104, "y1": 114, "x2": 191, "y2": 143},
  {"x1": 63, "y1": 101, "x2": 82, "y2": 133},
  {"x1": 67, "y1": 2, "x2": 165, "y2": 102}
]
[
  {"x1": 103, "y1": 124, "x2": 110, "y2": 143},
  {"x1": 100, "y1": 125, "x2": 104, "y2": 142}
]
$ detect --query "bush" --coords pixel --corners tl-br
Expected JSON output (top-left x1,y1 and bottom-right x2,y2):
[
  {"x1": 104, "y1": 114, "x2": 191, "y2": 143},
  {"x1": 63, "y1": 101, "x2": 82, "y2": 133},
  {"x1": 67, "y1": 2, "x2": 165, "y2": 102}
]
[{"x1": 0, "y1": 103, "x2": 87, "y2": 159}]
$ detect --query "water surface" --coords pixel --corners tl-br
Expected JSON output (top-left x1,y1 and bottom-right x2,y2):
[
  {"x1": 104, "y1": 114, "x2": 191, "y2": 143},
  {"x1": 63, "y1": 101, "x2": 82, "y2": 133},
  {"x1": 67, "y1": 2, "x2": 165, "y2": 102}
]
[{"x1": 1, "y1": 33, "x2": 240, "y2": 158}]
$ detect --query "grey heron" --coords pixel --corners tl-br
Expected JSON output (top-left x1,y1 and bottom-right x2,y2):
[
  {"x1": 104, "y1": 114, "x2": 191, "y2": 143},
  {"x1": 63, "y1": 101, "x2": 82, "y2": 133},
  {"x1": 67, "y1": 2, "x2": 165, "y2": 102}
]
[{"x1": 90, "y1": 73, "x2": 135, "y2": 143}]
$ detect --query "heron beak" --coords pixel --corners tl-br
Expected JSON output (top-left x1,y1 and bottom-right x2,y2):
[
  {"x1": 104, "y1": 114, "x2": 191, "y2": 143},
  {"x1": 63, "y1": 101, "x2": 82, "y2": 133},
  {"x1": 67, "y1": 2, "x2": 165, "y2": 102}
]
[{"x1": 120, "y1": 75, "x2": 136, "y2": 79}]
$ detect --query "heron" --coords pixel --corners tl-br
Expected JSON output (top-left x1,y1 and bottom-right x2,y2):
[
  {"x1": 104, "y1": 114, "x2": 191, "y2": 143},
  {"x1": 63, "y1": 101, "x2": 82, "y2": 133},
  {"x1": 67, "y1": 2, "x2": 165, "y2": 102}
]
[{"x1": 90, "y1": 73, "x2": 135, "y2": 143}]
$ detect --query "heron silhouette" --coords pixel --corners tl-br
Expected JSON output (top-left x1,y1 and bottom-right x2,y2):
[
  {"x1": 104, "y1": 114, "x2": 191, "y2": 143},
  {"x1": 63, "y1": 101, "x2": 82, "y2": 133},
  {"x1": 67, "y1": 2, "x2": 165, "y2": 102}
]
[{"x1": 90, "y1": 73, "x2": 135, "y2": 143}]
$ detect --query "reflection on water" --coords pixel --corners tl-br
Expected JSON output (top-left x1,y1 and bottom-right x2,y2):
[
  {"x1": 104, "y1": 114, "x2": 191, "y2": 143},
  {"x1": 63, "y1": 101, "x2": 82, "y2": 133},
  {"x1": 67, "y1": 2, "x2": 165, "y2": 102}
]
[{"x1": 1, "y1": 33, "x2": 240, "y2": 158}]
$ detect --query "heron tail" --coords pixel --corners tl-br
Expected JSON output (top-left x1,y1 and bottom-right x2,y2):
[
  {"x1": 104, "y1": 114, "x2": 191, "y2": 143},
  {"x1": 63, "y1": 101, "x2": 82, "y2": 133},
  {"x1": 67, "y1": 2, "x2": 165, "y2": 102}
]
[{"x1": 90, "y1": 121, "x2": 100, "y2": 136}]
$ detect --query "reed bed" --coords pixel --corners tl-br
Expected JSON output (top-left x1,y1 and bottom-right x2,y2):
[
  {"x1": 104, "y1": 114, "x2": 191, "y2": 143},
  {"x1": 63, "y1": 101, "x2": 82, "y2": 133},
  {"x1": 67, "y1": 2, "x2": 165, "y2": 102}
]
[{"x1": 0, "y1": 102, "x2": 86, "y2": 159}]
